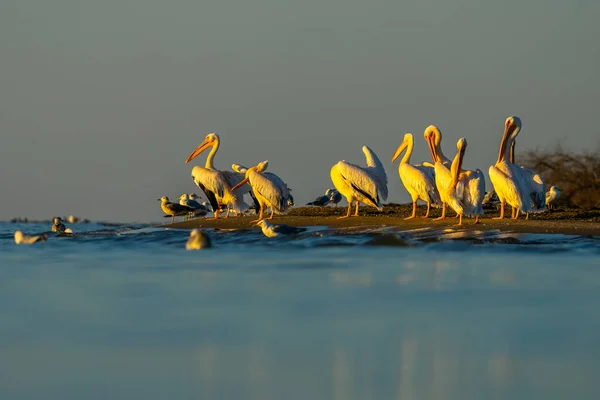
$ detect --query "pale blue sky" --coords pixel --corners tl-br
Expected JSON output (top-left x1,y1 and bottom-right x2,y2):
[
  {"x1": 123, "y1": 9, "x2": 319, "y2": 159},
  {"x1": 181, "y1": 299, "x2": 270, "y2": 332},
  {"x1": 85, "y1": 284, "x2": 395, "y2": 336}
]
[{"x1": 1, "y1": 0, "x2": 598, "y2": 222}]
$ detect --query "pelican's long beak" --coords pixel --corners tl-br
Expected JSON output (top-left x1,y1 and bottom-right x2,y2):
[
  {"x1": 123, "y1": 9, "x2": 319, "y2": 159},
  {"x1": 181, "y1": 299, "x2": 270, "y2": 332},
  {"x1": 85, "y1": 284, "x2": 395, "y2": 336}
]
[
  {"x1": 185, "y1": 139, "x2": 212, "y2": 164},
  {"x1": 426, "y1": 135, "x2": 437, "y2": 163},
  {"x1": 452, "y1": 147, "x2": 466, "y2": 188},
  {"x1": 497, "y1": 122, "x2": 514, "y2": 164},
  {"x1": 391, "y1": 140, "x2": 407, "y2": 163},
  {"x1": 231, "y1": 177, "x2": 250, "y2": 191}
]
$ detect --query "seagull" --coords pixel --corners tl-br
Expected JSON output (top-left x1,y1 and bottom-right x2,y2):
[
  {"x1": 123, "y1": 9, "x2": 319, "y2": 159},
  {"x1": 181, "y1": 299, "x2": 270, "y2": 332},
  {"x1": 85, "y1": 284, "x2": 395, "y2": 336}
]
[
  {"x1": 52, "y1": 217, "x2": 66, "y2": 233},
  {"x1": 546, "y1": 186, "x2": 561, "y2": 210},
  {"x1": 186, "y1": 229, "x2": 212, "y2": 250},
  {"x1": 328, "y1": 189, "x2": 342, "y2": 206},
  {"x1": 255, "y1": 220, "x2": 306, "y2": 238},
  {"x1": 14, "y1": 230, "x2": 48, "y2": 244},
  {"x1": 68, "y1": 215, "x2": 79, "y2": 224},
  {"x1": 178, "y1": 194, "x2": 208, "y2": 219},
  {"x1": 159, "y1": 196, "x2": 194, "y2": 223},
  {"x1": 482, "y1": 190, "x2": 501, "y2": 210},
  {"x1": 306, "y1": 192, "x2": 331, "y2": 208}
]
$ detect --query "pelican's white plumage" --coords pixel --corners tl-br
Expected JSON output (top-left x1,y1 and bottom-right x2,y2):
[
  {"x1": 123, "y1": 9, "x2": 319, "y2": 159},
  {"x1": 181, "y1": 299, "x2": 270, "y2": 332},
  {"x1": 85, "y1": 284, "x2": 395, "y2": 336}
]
[
  {"x1": 424, "y1": 126, "x2": 461, "y2": 219},
  {"x1": 392, "y1": 133, "x2": 441, "y2": 219},
  {"x1": 330, "y1": 146, "x2": 388, "y2": 218},
  {"x1": 185, "y1": 133, "x2": 250, "y2": 219},
  {"x1": 488, "y1": 116, "x2": 531, "y2": 219},
  {"x1": 453, "y1": 138, "x2": 485, "y2": 224},
  {"x1": 509, "y1": 139, "x2": 546, "y2": 219},
  {"x1": 232, "y1": 161, "x2": 291, "y2": 222}
]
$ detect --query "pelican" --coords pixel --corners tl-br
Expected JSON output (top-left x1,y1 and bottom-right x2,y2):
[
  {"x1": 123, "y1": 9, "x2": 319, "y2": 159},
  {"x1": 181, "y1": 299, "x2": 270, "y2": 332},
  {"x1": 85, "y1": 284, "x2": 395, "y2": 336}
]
[
  {"x1": 255, "y1": 220, "x2": 306, "y2": 238},
  {"x1": 185, "y1": 133, "x2": 250, "y2": 219},
  {"x1": 159, "y1": 196, "x2": 194, "y2": 223},
  {"x1": 52, "y1": 217, "x2": 66, "y2": 233},
  {"x1": 328, "y1": 188, "x2": 342, "y2": 206},
  {"x1": 424, "y1": 126, "x2": 459, "y2": 220},
  {"x1": 488, "y1": 116, "x2": 530, "y2": 219},
  {"x1": 392, "y1": 133, "x2": 441, "y2": 219},
  {"x1": 186, "y1": 229, "x2": 212, "y2": 250},
  {"x1": 509, "y1": 138, "x2": 546, "y2": 219},
  {"x1": 232, "y1": 162, "x2": 289, "y2": 213},
  {"x1": 453, "y1": 138, "x2": 485, "y2": 224},
  {"x1": 330, "y1": 146, "x2": 388, "y2": 218},
  {"x1": 231, "y1": 161, "x2": 291, "y2": 222},
  {"x1": 546, "y1": 186, "x2": 561, "y2": 210},
  {"x1": 14, "y1": 230, "x2": 47, "y2": 244}
]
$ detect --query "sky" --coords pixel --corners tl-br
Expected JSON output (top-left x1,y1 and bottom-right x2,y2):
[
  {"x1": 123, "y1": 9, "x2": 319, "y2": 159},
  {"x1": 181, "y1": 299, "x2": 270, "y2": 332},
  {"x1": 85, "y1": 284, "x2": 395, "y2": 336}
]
[{"x1": 1, "y1": 0, "x2": 599, "y2": 222}]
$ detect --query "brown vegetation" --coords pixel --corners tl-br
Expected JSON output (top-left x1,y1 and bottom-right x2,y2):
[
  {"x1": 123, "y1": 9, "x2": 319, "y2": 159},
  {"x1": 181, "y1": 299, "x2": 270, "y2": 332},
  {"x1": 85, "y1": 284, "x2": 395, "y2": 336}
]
[{"x1": 523, "y1": 145, "x2": 600, "y2": 209}]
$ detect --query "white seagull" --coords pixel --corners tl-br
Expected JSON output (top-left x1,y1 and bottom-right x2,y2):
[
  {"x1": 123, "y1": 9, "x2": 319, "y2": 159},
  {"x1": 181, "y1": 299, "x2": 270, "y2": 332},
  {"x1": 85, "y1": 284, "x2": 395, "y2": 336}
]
[
  {"x1": 255, "y1": 220, "x2": 306, "y2": 238},
  {"x1": 159, "y1": 196, "x2": 194, "y2": 223},
  {"x1": 186, "y1": 229, "x2": 212, "y2": 250},
  {"x1": 546, "y1": 186, "x2": 561, "y2": 210},
  {"x1": 14, "y1": 230, "x2": 48, "y2": 244},
  {"x1": 330, "y1": 146, "x2": 388, "y2": 218}
]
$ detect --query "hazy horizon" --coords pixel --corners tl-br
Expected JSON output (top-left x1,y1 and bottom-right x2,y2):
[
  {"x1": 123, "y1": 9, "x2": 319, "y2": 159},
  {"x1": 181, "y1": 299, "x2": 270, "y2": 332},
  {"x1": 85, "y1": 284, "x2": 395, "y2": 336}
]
[{"x1": 2, "y1": 0, "x2": 599, "y2": 222}]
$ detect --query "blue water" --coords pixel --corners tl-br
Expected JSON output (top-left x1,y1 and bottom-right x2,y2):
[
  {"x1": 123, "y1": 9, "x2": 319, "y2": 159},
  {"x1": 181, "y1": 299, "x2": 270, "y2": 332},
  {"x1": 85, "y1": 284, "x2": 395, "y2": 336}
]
[{"x1": 1, "y1": 221, "x2": 600, "y2": 399}]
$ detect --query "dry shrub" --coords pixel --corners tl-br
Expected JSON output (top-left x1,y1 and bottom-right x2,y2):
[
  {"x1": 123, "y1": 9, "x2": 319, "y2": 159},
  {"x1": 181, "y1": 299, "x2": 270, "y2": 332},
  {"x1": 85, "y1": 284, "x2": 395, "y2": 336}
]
[{"x1": 522, "y1": 144, "x2": 600, "y2": 208}]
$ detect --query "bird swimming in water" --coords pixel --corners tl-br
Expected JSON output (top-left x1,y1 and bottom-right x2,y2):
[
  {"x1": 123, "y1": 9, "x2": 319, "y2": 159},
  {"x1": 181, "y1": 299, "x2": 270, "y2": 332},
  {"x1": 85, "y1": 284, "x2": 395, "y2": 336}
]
[
  {"x1": 14, "y1": 230, "x2": 48, "y2": 244},
  {"x1": 255, "y1": 219, "x2": 306, "y2": 238},
  {"x1": 52, "y1": 217, "x2": 66, "y2": 233},
  {"x1": 186, "y1": 229, "x2": 212, "y2": 250},
  {"x1": 159, "y1": 196, "x2": 195, "y2": 223},
  {"x1": 546, "y1": 186, "x2": 561, "y2": 210}
]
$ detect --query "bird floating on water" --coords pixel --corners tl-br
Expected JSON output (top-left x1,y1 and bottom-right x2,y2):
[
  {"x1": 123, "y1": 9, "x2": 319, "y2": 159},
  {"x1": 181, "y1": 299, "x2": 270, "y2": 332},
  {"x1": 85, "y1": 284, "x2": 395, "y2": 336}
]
[
  {"x1": 14, "y1": 230, "x2": 47, "y2": 244},
  {"x1": 186, "y1": 229, "x2": 212, "y2": 250},
  {"x1": 255, "y1": 219, "x2": 306, "y2": 238}
]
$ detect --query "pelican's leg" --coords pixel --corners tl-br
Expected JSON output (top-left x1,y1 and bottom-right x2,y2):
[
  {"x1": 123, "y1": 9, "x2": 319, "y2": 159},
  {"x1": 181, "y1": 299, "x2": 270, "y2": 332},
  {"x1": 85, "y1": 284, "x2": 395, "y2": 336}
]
[
  {"x1": 474, "y1": 215, "x2": 480, "y2": 224},
  {"x1": 513, "y1": 209, "x2": 520, "y2": 220},
  {"x1": 405, "y1": 202, "x2": 417, "y2": 220},
  {"x1": 224, "y1": 207, "x2": 231, "y2": 218},
  {"x1": 511, "y1": 207, "x2": 515, "y2": 219},
  {"x1": 337, "y1": 201, "x2": 352, "y2": 219},
  {"x1": 352, "y1": 201, "x2": 360, "y2": 217},
  {"x1": 422, "y1": 202, "x2": 431, "y2": 218},
  {"x1": 492, "y1": 202, "x2": 505, "y2": 219},
  {"x1": 434, "y1": 203, "x2": 447, "y2": 220},
  {"x1": 268, "y1": 209, "x2": 275, "y2": 220},
  {"x1": 456, "y1": 214, "x2": 463, "y2": 226},
  {"x1": 171, "y1": 215, "x2": 175, "y2": 223},
  {"x1": 251, "y1": 206, "x2": 265, "y2": 223},
  {"x1": 206, "y1": 208, "x2": 221, "y2": 220}
]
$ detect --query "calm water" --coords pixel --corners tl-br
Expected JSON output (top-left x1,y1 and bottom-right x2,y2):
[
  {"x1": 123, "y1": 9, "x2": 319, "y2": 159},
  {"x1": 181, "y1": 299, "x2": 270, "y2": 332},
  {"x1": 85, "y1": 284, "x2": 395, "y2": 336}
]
[{"x1": 1, "y1": 221, "x2": 600, "y2": 399}]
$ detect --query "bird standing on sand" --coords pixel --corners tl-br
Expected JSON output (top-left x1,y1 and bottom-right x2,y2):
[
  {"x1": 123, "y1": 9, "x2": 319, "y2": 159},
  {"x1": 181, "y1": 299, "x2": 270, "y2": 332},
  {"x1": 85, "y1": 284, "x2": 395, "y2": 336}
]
[
  {"x1": 482, "y1": 190, "x2": 501, "y2": 210},
  {"x1": 186, "y1": 229, "x2": 212, "y2": 250},
  {"x1": 159, "y1": 196, "x2": 194, "y2": 223},
  {"x1": 330, "y1": 145, "x2": 388, "y2": 218},
  {"x1": 255, "y1": 220, "x2": 306, "y2": 238},
  {"x1": 546, "y1": 186, "x2": 561, "y2": 210},
  {"x1": 14, "y1": 230, "x2": 47, "y2": 244},
  {"x1": 306, "y1": 191, "x2": 331, "y2": 208},
  {"x1": 328, "y1": 189, "x2": 342, "y2": 206}
]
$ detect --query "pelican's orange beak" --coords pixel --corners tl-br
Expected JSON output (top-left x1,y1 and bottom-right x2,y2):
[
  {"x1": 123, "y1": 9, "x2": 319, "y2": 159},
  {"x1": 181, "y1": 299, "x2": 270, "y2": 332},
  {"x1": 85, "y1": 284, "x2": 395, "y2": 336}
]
[
  {"x1": 231, "y1": 177, "x2": 250, "y2": 191},
  {"x1": 391, "y1": 140, "x2": 408, "y2": 163},
  {"x1": 185, "y1": 139, "x2": 212, "y2": 164},
  {"x1": 427, "y1": 135, "x2": 437, "y2": 163}
]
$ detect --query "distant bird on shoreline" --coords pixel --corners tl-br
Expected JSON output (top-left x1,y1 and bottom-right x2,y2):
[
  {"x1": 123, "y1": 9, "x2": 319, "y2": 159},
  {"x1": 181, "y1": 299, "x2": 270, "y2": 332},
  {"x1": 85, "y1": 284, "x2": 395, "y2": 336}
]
[
  {"x1": 186, "y1": 229, "x2": 212, "y2": 249},
  {"x1": 255, "y1": 220, "x2": 306, "y2": 238},
  {"x1": 159, "y1": 196, "x2": 194, "y2": 223},
  {"x1": 328, "y1": 189, "x2": 342, "y2": 206},
  {"x1": 307, "y1": 192, "x2": 330, "y2": 208},
  {"x1": 14, "y1": 230, "x2": 47, "y2": 244},
  {"x1": 546, "y1": 186, "x2": 561, "y2": 210}
]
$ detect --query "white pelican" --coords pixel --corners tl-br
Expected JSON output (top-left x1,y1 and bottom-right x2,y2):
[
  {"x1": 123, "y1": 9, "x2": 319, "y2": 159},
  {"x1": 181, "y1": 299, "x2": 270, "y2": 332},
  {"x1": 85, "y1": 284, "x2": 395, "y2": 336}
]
[
  {"x1": 488, "y1": 116, "x2": 531, "y2": 219},
  {"x1": 14, "y1": 230, "x2": 47, "y2": 244},
  {"x1": 231, "y1": 161, "x2": 291, "y2": 222},
  {"x1": 232, "y1": 162, "x2": 291, "y2": 213},
  {"x1": 330, "y1": 146, "x2": 388, "y2": 218},
  {"x1": 185, "y1": 133, "x2": 250, "y2": 219},
  {"x1": 392, "y1": 133, "x2": 441, "y2": 219},
  {"x1": 52, "y1": 217, "x2": 66, "y2": 233},
  {"x1": 546, "y1": 186, "x2": 561, "y2": 210},
  {"x1": 509, "y1": 138, "x2": 546, "y2": 219},
  {"x1": 255, "y1": 219, "x2": 306, "y2": 238},
  {"x1": 424, "y1": 126, "x2": 459, "y2": 220},
  {"x1": 186, "y1": 229, "x2": 212, "y2": 250},
  {"x1": 159, "y1": 196, "x2": 194, "y2": 223},
  {"x1": 453, "y1": 138, "x2": 485, "y2": 224}
]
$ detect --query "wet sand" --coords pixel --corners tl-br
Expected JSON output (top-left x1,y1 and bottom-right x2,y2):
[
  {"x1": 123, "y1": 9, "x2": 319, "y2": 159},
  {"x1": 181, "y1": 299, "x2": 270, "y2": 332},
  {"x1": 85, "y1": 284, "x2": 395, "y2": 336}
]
[{"x1": 163, "y1": 204, "x2": 600, "y2": 236}]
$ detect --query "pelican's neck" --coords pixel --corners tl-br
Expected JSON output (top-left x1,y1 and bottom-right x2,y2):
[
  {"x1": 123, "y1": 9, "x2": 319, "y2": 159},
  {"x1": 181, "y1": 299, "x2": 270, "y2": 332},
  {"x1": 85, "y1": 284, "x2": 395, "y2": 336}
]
[
  {"x1": 401, "y1": 137, "x2": 413, "y2": 165},
  {"x1": 205, "y1": 140, "x2": 219, "y2": 169},
  {"x1": 433, "y1": 131, "x2": 449, "y2": 164}
]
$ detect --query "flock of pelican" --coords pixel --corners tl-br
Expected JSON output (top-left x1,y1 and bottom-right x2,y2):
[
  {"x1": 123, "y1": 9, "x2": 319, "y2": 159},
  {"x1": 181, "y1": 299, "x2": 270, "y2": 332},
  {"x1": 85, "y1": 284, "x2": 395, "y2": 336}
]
[{"x1": 164, "y1": 115, "x2": 558, "y2": 227}]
